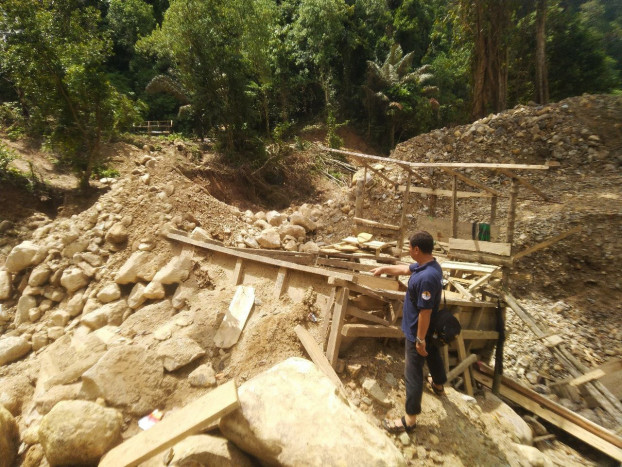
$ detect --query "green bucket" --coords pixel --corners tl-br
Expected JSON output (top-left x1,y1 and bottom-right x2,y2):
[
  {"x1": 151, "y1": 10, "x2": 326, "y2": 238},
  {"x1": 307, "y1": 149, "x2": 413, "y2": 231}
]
[{"x1": 478, "y1": 223, "x2": 491, "y2": 241}]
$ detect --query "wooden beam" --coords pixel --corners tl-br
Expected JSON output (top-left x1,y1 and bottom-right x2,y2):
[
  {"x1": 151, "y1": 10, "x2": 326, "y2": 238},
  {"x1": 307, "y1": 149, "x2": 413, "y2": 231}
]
[
  {"x1": 475, "y1": 363, "x2": 622, "y2": 451},
  {"x1": 439, "y1": 167, "x2": 503, "y2": 196},
  {"x1": 354, "y1": 274, "x2": 400, "y2": 291},
  {"x1": 461, "y1": 330, "x2": 499, "y2": 340},
  {"x1": 316, "y1": 257, "x2": 378, "y2": 272},
  {"x1": 232, "y1": 258, "x2": 244, "y2": 285},
  {"x1": 232, "y1": 247, "x2": 316, "y2": 265},
  {"x1": 439, "y1": 261, "x2": 499, "y2": 274},
  {"x1": 467, "y1": 271, "x2": 499, "y2": 292},
  {"x1": 274, "y1": 267, "x2": 288, "y2": 298},
  {"x1": 490, "y1": 195, "x2": 497, "y2": 226},
  {"x1": 512, "y1": 226, "x2": 582, "y2": 261},
  {"x1": 398, "y1": 185, "x2": 492, "y2": 198},
  {"x1": 360, "y1": 161, "x2": 398, "y2": 188},
  {"x1": 451, "y1": 175, "x2": 458, "y2": 238},
  {"x1": 446, "y1": 354, "x2": 478, "y2": 383},
  {"x1": 354, "y1": 178, "x2": 364, "y2": 219},
  {"x1": 506, "y1": 178, "x2": 519, "y2": 244},
  {"x1": 317, "y1": 145, "x2": 550, "y2": 170},
  {"x1": 448, "y1": 250, "x2": 514, "y2": 267},
  {"x1": 167, "y1": 233, "x2": 354, "y2": 282},
  {"x1": 496, "y1": 168, "x2": 550, "y2": 201},
  {"x1": 447, "y1": 277, "x2": 475, "y2": 300},
  {"x1": 99, "y1": 381, "x2": 239, "y2": 467},
  {"x1": 326, "y1": 287, "x2": 349, "y2": 367},
  {"x1": 341, "y1": 324, "x2": 403, "y2": 338},
  {"x1": 295, "y1": 325, "x2": 346, "y2": 393},
  {"x1": 353, "y1": 217, "x2": 400, "y2": 231},
  {"x1": 320, "y1": 287, "x2": 337, "y2": 351},
  {"x1": 347, "y1": 305, "x2": 391, "y2": 326},
  {"x1": 568, "y1": 360, "x2": 622, "y2": 387},
  {"x1": 456, "y1": 335, "x2": 474, "y2": 396},
  {"x1": 449, "y1": 238, "x2": 512, "y2": 256},
  {"x1": 397, "y1": 171, "x2": 412, "y2": 251}
]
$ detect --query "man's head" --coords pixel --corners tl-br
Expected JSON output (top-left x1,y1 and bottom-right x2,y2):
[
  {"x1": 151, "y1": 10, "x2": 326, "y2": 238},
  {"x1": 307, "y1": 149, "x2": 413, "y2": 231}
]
[{"x1": 409, "y1": 231, "x2": 434, "y2": 255}]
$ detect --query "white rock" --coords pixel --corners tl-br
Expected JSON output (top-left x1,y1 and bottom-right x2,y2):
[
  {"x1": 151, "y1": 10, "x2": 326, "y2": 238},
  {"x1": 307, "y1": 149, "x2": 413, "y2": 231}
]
[
  {"x1": 153, "y1": 256, "x2": 193, "y2": 284},
  {"x1": 512, "y1": 443, "x2": 554, "y2": 467},
  {"x1": 167, "y1": 434, "x2": 254, "y2": 467},
  {"x1": 188, "y1": 363, "x2": 217, "y2": 388},
  {"x1": 62, "y1": 239, "x2": 89, "y2": 258},
  {"x1": 81, "y1": 300, "x2": 128, "y2": 330},
  {"x1": 115, "y1": 251, "x2": 160, "y2": 284},
  {"x1": 50, "y1": 309, "x2": 70, "y2": 327},
  {"x1": 47, "y1": 326, "x2": 65, "y2": 340},
  {"x1": 279, "y1": 224, "x2": 306, "y2": 239},
  {"x1": 39, "y1": 400, "x2": 122, "y2": 466},
  {"x1": 15, "y1": 295, "x2": 37, "y2": 326},
  {"x1": 67, "y1": 291, "x2": 86, "y2": 317},
  {"x1": 97, "y1": 283, "x2": 121, "y2": 303},
  {"x1": 60, "y1": 267, "x2": 90, "y2": 293},
  {"x1": 128, "y1": 282, "x2": 148, "y2": 309},
  {"x1": 266, "y1": 210, "x2": 286, "y2": 226},
  {"x1": 32, "y1": 331, "x2": 48, "y2": 351},
  {"x1": 28, "y1": 264, "x2": 52, "y2": 287},
  {"x1": 300, "y1": 241, "x2": 320, "y2": 254},
  {"x1": 0, "y1": 270, "x2": 12, "y2": 300},
  {"x1": 5, "y1": 241, "x2": 44, "y2": 273},
  {"x1": 0, "y1": 336, "x2": 31, "y2": 366},
  {"x1": 243, "y1": 237, "x2": 260, "y2": 249},
  {"x1": 189, "y1": 227, "x2": 211, "y2": 243},
  {"x1": 290, "y1": 212, "x2": 317, "y2": 231},
  {"x1": 0, "y1": 405, "x2": 19, "y2": 467},
  {"x1": 219, "y1": 357, "x2": 404, "y2": 466},
  {"x1": 105, "y1": 222, "x2": 129, "y2": 244},
  {"x1": 483, "y1": 392, "x2": 533, "y2": 445},
  {"x1": 256, "y1": 229, "x2": 281, "y2": 249},
  {"x1": 143, "y1": 281, "x2": 166, "y2": 299},
  {"x1": 253, "y1": 219, "x2": 270, "y2": 230},
  {"x1": 157, "y1": 336, "x2": 205, "y2": 372},
  {"x1": 361, "y1": 378, "x2": 392, "y2": 407},
  {"x1": 43, "y1": 286, "x2": 66, "y2": 302}
]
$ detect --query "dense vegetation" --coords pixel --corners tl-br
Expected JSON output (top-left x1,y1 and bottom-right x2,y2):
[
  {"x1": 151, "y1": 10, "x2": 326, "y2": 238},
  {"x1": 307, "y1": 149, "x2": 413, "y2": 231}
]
[{"x1": 0, "y1": 0, "x2": 620, "y2": 186}]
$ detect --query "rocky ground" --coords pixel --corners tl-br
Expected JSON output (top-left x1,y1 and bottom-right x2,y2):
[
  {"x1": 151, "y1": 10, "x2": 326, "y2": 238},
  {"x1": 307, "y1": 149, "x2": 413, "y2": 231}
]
[{"x1": 0, "y1": 94, "x2": 620, "y2": 466}]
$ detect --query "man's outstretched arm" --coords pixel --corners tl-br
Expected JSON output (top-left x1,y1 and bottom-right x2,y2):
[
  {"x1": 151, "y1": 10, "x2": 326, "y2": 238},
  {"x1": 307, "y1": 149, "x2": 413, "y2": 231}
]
[{"x1": 370, "y1": 264, "x2": 411, "y2": 276}]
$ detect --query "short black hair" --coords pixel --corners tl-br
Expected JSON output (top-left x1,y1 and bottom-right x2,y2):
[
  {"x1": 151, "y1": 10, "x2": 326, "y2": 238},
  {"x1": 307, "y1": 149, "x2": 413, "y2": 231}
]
[{"x1": 409, "y1": 231, "x2": 434, "y2": 254}]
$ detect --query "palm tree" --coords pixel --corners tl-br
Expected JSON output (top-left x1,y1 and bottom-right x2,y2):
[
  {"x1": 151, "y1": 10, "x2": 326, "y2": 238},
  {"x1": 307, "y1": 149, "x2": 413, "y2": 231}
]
[{"x1": 363, "y1": 43, "x2": 434, "y2": 148}]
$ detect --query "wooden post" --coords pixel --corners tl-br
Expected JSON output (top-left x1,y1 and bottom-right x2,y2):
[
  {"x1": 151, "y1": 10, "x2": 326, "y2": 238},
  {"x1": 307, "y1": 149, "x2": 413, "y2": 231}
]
[
  {"x1": 456, "y1": 334, "x2": 474, "y2": 396},
  {"x1": 506, "y1": 178, "x2": 519, "y2": 244},
  {"x1": 490, "y1": 195, "x2": 497, "y2": 229},
  {"x1": 397, "y1": 170, "x2": 412, "y2": 252},
  {"x1": 326, "y1": 287, "x2": 349, "y2": 367},
  {"x1": 355, "y1": 178, "x2": 364, "y2": 219},
  {"x1": 274, "y1": 267, "x2": 288, "y2": 298},
  {"x1": 451, "y1": 175, "x2": 458, "y2": 238},
  {"x1": 232, "y1": 258, "x2": 244, "y2": 285}
]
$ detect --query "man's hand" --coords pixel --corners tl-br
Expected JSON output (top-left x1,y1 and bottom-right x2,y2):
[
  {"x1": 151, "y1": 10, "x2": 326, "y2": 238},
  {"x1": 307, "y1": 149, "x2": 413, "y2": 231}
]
[
  {"x1": 370, "y1": 266, "x2": 385, "y2": 276},
  {"x1": 415, "y1": 340, "x2": 428, "y2": 357}
]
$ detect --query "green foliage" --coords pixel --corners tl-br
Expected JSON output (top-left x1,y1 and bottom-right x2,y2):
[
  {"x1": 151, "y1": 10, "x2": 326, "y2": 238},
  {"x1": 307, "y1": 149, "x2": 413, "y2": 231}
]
[
  {"x1": 0, "y1": 143, "x2": 16, "y2": 174},
  {"x1": 326, "y1": 110, "x2": 345, "y2": 149},
  {"x1": 93, "y1": 165, "x2": 120, "y2": 179}
]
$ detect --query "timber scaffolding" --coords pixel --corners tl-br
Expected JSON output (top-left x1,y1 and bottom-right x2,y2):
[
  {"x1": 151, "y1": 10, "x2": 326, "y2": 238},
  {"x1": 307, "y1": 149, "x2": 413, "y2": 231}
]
[{"x1": 166, "y1": 145, "x2": 622, "y2": 460}]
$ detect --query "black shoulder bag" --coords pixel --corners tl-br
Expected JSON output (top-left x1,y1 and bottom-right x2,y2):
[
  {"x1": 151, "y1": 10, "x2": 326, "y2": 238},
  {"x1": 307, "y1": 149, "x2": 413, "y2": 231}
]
[{"x1": 428, "y1": 291, "x2": 462, "y2": 347}]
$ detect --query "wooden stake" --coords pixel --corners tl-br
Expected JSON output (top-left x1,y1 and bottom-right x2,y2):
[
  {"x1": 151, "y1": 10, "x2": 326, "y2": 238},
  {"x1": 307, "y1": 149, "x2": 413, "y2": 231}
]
[
  {"x1": 506, "y1": 178, "x2": 519, "y2": 244},
  {"x1": 397, "y1": 171, "x2": 412, "y2": 252},
  {"x1": 326, "y1": 287, "x2": 349, "y2": 367},
  {"x1": 451, "y1": 175, "x2": 458, "y2": 238}
]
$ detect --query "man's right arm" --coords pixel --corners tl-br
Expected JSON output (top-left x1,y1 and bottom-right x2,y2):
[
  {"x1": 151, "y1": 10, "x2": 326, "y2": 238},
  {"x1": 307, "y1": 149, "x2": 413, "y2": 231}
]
[{"x1": 370, "y1": 264, "x2": 411, "y2": 276}]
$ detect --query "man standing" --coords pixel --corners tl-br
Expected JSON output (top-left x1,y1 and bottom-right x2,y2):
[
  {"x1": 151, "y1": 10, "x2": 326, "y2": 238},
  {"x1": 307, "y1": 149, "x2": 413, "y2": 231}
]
[{"x1": 370, "y1": 231, "x2": 446, "y2": 433}]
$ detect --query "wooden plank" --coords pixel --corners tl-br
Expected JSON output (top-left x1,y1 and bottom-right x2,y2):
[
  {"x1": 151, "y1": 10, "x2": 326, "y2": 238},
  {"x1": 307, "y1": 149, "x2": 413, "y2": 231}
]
[
  {"x1": 439, "y1": 260, "x2": 499, "y2": 274},
  {"x1": 496, "y1": 168, "x2": 550, "y2": 201},
  {"x1": 274, "y1": 267, "x2": 288, "y2": 298},
  {"x1": 512, "y1": 226, "x2": 582, "y2": 261},
  {"x1": 506, "y1": 178, "x2": 519, "y2": 244},
  {"x1": 347, "y1": 305, "x2": 391, "y2": 326},
  {"x1": 543, "y1": 335, "x2": 563, "y2": 348},
  {"x1": 447, "y1": 277, "x2": 475, "y2": 301},
  {"x1": 232, "y1": 247, "x2": 317, "y2": 265},
  {"x1": 295, "y1": 325, "x2": 345, "y2": 392},
  {"x1": 355, "y1": 274, "x2": 400, "y2": 291},
  {"x1": 320, "y1": 287, "x2": 337, "y2": 351},
  {"x1": 397, "y1": 171, "x2": 412, "y2": 250},
  {"x1": 461, "y1": 330, "x2": 499, "y2": 340},
  {"x1": 318, "y1": 145, "x2": 550, "y2": 170},
  {"x1": 448, "y1": 250, "x2": 514, "y2": 267},
  {"x1": 353, "y1": 217, "x2": 400, "y2": 231},
  {"x1": 446, "y1": 353, "x2": 478, "y2": 383},
  {"x1": 568, "y1": 360, "x2": 622, "y2": 387},
  {"x1": 99, "y1": 381, "x2": 239, "y2": 467},
  {"x1": 214, "y1": 286, "x2": 255, "y2": 349},
  {"x1": 318, "y1": 250, "x2": 399, "y2": 264},
  {"x1": 398, "y1": 185, "x2": 492, "y2": 198},
  {"x1": 316, "y1": 257, "x2": 378, "y2": 272},
  {"x1": 449, "y1": 238, "x2": 512, "y2": 256},
  {"x1": 360, "y1": 161, "x2": 398, "y2": 188},
  {"x1": 232, "y1": 258, "x2": 244, "y2": 285},
  {"x1": 168, "y1": 233, "x2": 354, "y2": 282},
  {"x1": 456, "y1": 334, "x2": 474, "y2": 396},
  {"x1": 341, "y1": 324, "x2": 403, "y2": 338},
  {"x1": 467, "y1": 271, "x2": 499, "y2": 292},
  {"x1": 439, "y1": 167, "x2": 503, "y2": 196},
  {"x1": 474, "y1": 365, "x2": 622, "y2": 453},
  {"x1": 326, "y1": 287, "x2": 349, "y2": 367},
  {"x1": 451, "y1": 175, "x2": 458, "y2": 238}
]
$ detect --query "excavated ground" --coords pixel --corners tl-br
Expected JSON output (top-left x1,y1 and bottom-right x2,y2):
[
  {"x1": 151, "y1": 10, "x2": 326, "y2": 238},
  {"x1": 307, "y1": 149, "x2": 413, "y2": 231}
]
[{"x1": 0, "y1": 93, "x2": 620, "y2": 466}]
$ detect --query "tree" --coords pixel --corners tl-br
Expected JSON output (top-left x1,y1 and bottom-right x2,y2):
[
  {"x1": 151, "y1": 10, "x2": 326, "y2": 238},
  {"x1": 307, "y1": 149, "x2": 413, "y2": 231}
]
[
  {"x1": 535, "y1": 0, "x2": 549, "y2": 104},
  {"x1": 106, "y1": 0, "x2": 156, "y2": 70},
  {"x1": 363, "y1": 43, "x2": 434, "y2": 149},
  {"x1": 0, "y1": 0, "x2": 143, "y2": 190}
]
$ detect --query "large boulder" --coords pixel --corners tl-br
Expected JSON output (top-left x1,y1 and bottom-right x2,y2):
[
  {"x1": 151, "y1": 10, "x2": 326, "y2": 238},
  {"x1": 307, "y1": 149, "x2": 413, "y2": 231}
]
[
  {"x1": 481, "y1": 392, "x2": 533, "y2": 445},
  {"x1": 0, "y1": 336, "x2": 31, "y2": 366},
  {"x1": 0, "y1": 270, "x2": 12, "y2": 300},
  {"x1": 5, "y1": 241, "x2": 45, "y2": 273},
  {"x1": 81, "y1": 345, "x2": 168, "y2": 415},
  {"x1": 34, "y1": 382, "x2": 81, "y2": 415},
  {"x1": 0, "y1": 405, "x2": 19, "y2": 467},
  {"x1": 105, "y1": 222, "x2": 129, "y2": 244},
  {"x1": 15, "y1": 295, "x2": 37, "y2": 326},
  {"x1": 96, "y1": 283, "x2": 121, "y2": 303},
  {"x1": 219, "y1": 357, "x2": 405, "y2": 466},
  {"x1": 28, "y1": 264, "x2": 53, "y2": 287},
  {"x1": 115, "y1": 251, "x2": 161, "y2": 284},
  {"x1": 156, "y1": 336, "x2": 205, "y2": 372},
  {"x1": 152, "y1": 256, "x2": 193, "y2": 284},
  {"x1": 39, "y1": 400, "x2": 122, "y2": 466},
  {"x1": 278, "y1": 224, "x2": 306, "y2": 239},
  {"x1": 290, "y1": 212, "x2": 317, "y2": 231},
  {"x1": 166, "y1": 434, "x2": 254, "y2": 467}
]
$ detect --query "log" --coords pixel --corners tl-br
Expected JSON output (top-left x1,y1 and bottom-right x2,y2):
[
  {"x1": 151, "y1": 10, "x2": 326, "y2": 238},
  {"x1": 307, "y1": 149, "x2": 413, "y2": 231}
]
[
  {"x1": 446, "y1": 354, "x2": 478, "y2": 383},
  {"x1": 295, "y1": 325, "x2": 345, "y2": 393}
]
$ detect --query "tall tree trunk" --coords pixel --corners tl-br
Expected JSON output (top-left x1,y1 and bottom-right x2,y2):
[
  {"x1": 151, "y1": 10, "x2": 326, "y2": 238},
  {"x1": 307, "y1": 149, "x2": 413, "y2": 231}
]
[{"x1": 535, "y1": 0, "x2": 549, "y2": 104}]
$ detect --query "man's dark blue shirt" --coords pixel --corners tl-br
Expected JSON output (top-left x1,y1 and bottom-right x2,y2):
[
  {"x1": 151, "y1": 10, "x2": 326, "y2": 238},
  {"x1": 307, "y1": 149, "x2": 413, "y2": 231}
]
[{"x1": 401, "y1": 259, "x2": 443, "y2": 342}]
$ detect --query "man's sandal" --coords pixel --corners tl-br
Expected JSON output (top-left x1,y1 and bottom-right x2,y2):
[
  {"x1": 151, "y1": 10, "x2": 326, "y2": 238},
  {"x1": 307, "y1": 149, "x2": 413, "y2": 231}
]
[
  {"x1": 427, "y1": 377, "x2": 445, "y2": 396},
  {"x1": 382, "y1": 416, "x2": 416, "y2": 434}
]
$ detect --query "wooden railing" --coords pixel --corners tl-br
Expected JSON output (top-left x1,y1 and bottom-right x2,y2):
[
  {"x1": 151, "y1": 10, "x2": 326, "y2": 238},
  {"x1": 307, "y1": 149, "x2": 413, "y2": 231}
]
[{"x1": 133, "y1": 120, "x2": 173, "y2": 135}]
